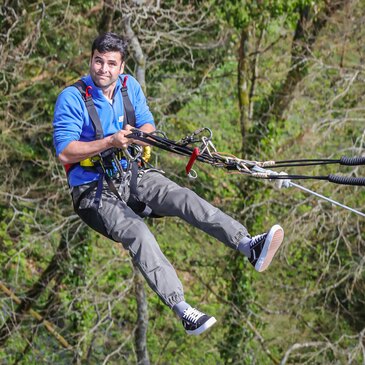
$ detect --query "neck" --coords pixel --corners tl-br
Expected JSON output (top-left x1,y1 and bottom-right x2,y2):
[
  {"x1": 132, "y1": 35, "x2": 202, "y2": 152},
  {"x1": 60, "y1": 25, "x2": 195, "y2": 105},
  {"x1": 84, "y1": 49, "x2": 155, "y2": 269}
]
[
  {"x1": 91, "y1": 75, "x2": 118, "y2": 99},
  {"x1": 101, "y1": 83, "x2": 116, "y2": 100}
]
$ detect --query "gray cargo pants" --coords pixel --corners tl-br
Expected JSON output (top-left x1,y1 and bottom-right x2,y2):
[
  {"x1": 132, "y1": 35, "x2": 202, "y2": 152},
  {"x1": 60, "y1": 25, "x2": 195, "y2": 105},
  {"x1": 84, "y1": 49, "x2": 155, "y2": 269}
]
[{"x1": 71, "y1": 170, "x2": 248, "y2": 308}]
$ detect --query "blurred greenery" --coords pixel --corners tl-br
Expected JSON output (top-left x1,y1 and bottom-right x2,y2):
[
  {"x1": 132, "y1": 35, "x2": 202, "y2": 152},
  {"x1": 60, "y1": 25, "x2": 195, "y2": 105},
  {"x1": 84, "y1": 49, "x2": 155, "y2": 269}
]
[{"x1": 1, "y1": 0, "x2": 364, "y2": 364}]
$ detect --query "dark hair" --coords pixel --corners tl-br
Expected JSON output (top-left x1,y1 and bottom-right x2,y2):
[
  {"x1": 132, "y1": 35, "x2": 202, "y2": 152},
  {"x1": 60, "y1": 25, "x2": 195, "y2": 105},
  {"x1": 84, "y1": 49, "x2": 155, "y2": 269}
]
[{"x1": 91, "y1": 32, "x2": 128, "y2": 61}]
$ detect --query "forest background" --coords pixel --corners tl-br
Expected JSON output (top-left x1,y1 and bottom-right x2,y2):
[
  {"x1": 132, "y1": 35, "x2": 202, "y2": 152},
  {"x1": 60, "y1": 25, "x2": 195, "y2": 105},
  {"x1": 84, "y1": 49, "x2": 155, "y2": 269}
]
[{"x1": 1, "y1": 0, "x2": 365, "y2": 364}]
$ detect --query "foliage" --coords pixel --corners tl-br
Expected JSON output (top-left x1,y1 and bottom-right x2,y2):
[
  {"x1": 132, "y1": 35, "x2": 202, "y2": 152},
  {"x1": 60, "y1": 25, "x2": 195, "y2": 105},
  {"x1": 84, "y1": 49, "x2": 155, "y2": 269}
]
[
  {"x1": 1, "y1": 0, "x2": 365, "y2": 364},
  {"x1": 215, "y1": 0, "x2": 319, "y2": 30}
]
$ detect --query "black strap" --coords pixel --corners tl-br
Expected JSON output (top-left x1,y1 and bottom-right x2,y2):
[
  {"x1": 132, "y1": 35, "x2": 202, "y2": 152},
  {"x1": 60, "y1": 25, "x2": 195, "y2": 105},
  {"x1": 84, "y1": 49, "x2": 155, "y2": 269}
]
[
  {"x1": 72, "y1": 77, "x2": 136, "y2": 139},
  {"x1": 72, "y1": 80, "x2": 104, "y2": 140},
  {"x1": 120, "y1": 76, "x2": 136, "y2": 128}
]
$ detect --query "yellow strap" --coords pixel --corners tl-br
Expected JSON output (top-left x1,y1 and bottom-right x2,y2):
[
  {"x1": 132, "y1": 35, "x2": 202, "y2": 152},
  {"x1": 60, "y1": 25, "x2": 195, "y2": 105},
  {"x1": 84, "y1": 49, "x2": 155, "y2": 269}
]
[
  {"x1": 80, "y1": 148, "x2": 148, "y2": 167},
  {"x1": 142, "y1": 146, "x2": 152, "y2": 162},
  {"x1": 80, "y1": 157, "x2": 95, "y2": 167},
  {"x1": 80, "y1": 154, "x2": 102, "y2": 167}
]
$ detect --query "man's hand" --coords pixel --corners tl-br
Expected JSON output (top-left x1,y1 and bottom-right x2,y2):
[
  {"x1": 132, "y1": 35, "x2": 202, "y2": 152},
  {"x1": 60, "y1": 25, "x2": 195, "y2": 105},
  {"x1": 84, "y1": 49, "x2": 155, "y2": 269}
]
[
  {"x1": 111, "y1": 123, "x2": 156, "y2": 148},
  {"x1": 110, "y1": 125, "x2": 133, "y2": 149}
]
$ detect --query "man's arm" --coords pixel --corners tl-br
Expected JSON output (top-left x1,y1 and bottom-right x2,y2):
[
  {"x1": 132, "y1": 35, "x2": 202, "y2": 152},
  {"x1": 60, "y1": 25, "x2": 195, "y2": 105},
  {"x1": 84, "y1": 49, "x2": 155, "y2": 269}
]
[
  {"x1": 58, "y1": 123, "x2": 156, "y2": 165},
  {"x1": 57, "y1": 137, "x2": 114, "y2": 165}
]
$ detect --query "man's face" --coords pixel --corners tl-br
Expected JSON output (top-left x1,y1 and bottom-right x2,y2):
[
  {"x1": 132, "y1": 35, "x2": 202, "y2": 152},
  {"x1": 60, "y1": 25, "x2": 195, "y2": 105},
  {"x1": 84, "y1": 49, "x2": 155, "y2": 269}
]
[{"x1": 90, "y1": 50, "x2": 124, "y2": 89}]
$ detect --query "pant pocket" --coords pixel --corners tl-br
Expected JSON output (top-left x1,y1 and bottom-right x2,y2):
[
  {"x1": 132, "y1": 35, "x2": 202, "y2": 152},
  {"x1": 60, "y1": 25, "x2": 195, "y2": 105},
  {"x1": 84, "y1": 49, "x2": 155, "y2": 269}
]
[
  {"x1": 77, "y1": 207, "x2": 115, "y2": 240},
  {"x1": 73, "y1": 186, "x2": 115, "y2": 241}
]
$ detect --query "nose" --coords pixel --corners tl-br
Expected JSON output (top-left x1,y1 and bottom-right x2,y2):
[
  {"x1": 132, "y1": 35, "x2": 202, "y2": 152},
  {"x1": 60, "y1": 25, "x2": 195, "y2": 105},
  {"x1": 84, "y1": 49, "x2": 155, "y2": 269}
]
[{"x1": 100, "y1": 63, "x2": 108, "y2": 73}]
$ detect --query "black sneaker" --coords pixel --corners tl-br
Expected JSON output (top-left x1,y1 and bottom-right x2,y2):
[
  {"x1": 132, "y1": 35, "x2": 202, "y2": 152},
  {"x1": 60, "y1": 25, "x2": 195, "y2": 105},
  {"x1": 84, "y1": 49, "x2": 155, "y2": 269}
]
[
  {"x1": 181, "y1": 307, "x2": 217, "y2": 336},
  {"x1": 248, "y1": 224, "x2": 284, "y2": 272}
]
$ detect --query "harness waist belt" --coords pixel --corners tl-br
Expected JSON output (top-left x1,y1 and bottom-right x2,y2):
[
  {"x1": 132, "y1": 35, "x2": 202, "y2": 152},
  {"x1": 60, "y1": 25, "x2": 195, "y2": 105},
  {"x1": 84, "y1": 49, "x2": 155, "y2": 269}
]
[{"x1": 80, "y1": 149, "x2": 125, "y2": 168}]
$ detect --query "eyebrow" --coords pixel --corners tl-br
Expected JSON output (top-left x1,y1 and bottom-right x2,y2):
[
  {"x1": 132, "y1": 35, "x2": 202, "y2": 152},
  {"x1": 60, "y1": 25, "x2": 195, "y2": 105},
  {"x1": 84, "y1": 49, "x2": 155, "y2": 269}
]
[{"x1": 94, "y1": 56, "x2": 118, "y2": 63}]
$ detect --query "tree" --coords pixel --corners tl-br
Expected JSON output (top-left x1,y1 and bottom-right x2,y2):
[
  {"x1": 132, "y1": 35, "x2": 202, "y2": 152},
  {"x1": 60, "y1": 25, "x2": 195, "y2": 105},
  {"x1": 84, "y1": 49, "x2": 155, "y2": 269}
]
[
  {"x1": 214, "y1": 0, "x2": 349, "y2": 363},
  {"x1": 1, "y1": 0, "x2": 364, "y2": 363}
]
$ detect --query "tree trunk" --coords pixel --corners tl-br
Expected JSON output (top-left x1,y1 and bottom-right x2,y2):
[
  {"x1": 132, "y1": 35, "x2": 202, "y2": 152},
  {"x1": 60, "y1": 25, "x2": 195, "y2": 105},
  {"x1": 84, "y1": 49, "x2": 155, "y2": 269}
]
[
  {"x1": 123, "y1": 15, "x2": 147, "y2": 93},
  {"x1": 98, "y1": 0, "x2": 115, "y2": 33},
  {"x1": 122, "y1": 15, "x2": 150, "y2": 365},
  {"x1": 261, "y1": 0, "x2": 348, "y2": 125},
  {"x1": 238, "y1": 27, "x2": 251, "y2": 143},
  {"x1": 133, "y1": 264, "x2": 150, "y2": 365}
]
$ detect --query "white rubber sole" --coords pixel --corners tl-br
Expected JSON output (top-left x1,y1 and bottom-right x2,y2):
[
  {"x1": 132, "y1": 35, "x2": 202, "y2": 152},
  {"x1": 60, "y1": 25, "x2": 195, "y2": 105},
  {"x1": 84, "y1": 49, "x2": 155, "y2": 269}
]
[
  {"x1": 186, "y1": 317, "x2": 217, "y2": 336},
  {"x1": 255, "y1": 224, "x2": 284, "y2": 272}
]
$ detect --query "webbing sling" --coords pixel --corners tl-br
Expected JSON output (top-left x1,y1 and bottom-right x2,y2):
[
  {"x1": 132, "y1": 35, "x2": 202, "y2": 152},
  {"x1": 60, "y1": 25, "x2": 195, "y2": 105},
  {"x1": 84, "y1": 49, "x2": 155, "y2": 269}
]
[
  {"x1": 70, "y1": 76, "x2": 154, "y2": 217},
  {"x1": 121, "y1": 76, "x2": 136, "y2": 128}
]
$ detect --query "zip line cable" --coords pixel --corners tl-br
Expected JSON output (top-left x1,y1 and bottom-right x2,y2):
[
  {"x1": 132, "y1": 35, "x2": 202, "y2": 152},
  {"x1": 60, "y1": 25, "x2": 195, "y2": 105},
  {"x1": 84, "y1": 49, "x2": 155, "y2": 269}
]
[
  {"x1": 290, "y1": 182, "x2": 365, "y2": 218},
  {"x1": 251, "y1": 165, "x2": 365, "y2": 218}
]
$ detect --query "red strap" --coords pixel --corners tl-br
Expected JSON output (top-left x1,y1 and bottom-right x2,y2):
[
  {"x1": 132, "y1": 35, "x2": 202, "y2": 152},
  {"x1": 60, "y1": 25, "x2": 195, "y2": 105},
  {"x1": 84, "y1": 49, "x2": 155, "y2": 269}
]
[
  {"x1": 85, "y1": 86, "x2": 92, "y2": 98},
  {"x1": 185, "y1": 147, "x2": 200, "y2": 175},
  {"x1": 64, "y1": 163, "x2": 73, "y2": 174},
  {"x1": 122, "y1": 75, "x2": 128, "y2": 88}
]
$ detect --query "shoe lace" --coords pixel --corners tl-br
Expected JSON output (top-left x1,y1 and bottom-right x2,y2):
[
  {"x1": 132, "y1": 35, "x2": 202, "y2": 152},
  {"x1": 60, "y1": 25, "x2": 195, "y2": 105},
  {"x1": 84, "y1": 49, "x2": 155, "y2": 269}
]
[
  {"x1": 182, "y1": 307, "x2": 204, "y2": 324},
  {"x1": 249, "y1": 233, "x2": 267, "y2": 248}
]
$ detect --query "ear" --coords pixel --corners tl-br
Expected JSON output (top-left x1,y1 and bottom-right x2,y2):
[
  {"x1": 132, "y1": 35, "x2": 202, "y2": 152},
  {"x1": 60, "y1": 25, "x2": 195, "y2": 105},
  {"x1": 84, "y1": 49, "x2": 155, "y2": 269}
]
[{"x1": 120, "y1": 61, "x2": 125, "y2": 74}]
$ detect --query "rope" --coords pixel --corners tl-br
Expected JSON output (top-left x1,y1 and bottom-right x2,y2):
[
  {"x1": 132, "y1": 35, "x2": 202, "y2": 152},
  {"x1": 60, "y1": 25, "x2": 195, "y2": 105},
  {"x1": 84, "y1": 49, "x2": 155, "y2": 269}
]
[
  {"x1": 127, "y1": 129, "x2": 365, "y2": 185},
  {"x1": 126, "y1": 129, "x2": 365, "y2": 217}
]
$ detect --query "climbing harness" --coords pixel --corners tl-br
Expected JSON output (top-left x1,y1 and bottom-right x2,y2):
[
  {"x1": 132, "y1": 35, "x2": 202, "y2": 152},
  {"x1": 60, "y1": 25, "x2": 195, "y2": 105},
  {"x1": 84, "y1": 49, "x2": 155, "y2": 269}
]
[
  {"x1": 126, "y1": 128, "x2": 365, "y2": 218},
  {"x1": 66, "y1": 76, "x2": 155, "y2": 217}
]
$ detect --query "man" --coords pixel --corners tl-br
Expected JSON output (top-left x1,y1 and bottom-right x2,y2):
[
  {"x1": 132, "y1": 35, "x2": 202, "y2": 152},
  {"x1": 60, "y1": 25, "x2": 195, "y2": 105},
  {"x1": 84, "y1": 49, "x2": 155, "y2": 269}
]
[{"x1": 53, "y1": 32, "x2": 284, "y2": 336}]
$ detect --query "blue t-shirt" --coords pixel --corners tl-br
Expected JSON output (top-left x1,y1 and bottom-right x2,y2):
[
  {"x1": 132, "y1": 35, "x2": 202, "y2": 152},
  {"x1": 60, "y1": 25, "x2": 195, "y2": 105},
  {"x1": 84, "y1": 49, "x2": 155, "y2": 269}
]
[{"x1": 53, "y1": 74, "x2": 154, "y2": 187}]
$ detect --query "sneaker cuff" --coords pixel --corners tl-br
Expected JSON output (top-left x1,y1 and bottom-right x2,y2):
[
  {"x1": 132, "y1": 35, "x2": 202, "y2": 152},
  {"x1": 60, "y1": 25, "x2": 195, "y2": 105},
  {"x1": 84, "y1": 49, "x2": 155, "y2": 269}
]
[
  {"x1": 233, "y1": 230, "x2": 250, "y2": 248},
  {"x1": 166, "y1": 294, "x2": 186, "y2": 309},
  {"x1": 237, "y1": 238, "x2": 251, "y2": 257}
]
